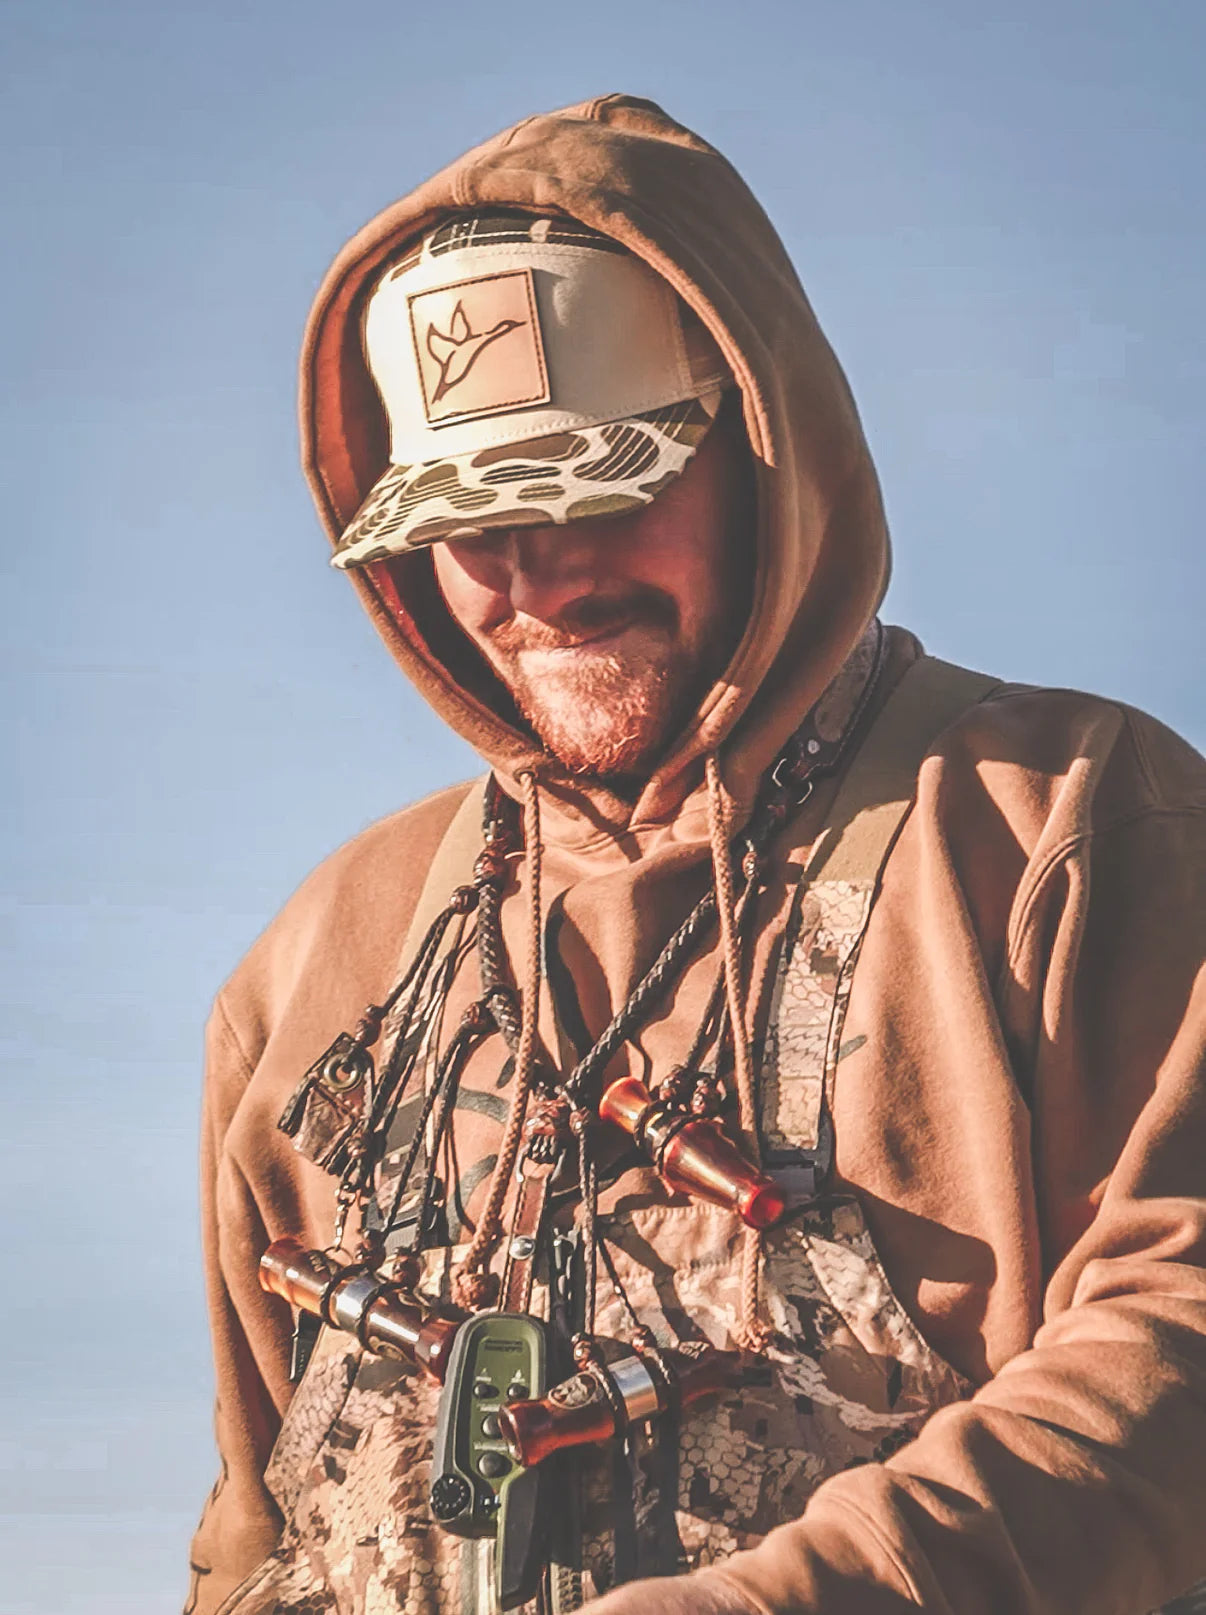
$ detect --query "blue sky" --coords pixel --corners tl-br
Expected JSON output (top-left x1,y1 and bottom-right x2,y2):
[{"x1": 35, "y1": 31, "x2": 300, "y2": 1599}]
[{"x1": 3, "y1": 1, "x2": 1203, "y2": 1608}]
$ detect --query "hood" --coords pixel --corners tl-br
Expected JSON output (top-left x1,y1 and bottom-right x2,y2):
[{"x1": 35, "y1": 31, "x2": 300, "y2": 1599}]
[{"x1": 300, "y1": 93, "x2": 890, "y2": 837}]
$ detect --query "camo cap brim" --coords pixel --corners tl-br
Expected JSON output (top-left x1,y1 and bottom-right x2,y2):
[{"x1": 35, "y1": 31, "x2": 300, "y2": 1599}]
[
  {"x1": 332, "y1": 212, "x2": 729, "y2": 568},
  {"x1": 333, "y1": 392, "x2": 722, "y2": 566}
]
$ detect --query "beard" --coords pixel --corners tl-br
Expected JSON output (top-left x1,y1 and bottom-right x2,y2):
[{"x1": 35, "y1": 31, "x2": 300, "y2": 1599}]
[{"x1": 480, "y1": 588, "x2": 706, "y2": 779}]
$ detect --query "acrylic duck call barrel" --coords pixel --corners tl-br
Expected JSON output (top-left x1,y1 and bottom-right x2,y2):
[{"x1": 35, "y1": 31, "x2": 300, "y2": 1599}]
[
  {"x1": 499, "y1": 1345, "x2": 741, "y2": 1469},
  {"x1": 500, "y1": 1370, "x2": 615, "y2": 1469},
  {"x1": 598, "y1": 1076, "x2": 786, "y2": 1230},
  {"x1": 259, "y1": 1236, "x2": 461, "y2": 1381},
  {"x1": 259, "y1": 1236, "x2": 341, "y2": 1314}
]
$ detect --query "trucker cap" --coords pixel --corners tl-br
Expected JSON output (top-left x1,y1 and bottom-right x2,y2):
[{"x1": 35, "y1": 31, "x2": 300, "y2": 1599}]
[{"x1": 332, "y1": 212, "x2": 731, "y2": 568}]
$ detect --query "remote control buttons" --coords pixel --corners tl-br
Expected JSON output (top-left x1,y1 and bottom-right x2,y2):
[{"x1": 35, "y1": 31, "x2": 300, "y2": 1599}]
[
  {"x1": 478, "y1": 1450, "x2": 511, "y2": 1479},
  {"x1": 481, "y1": 1413, "x2": 501, "y2": 1438},
  {"x1": 506, "y1": 1382, "x2": 528, "y2": 1401},
  {"x1": 473, "y1": 1379, "x2": 498, "y2": 1400}
]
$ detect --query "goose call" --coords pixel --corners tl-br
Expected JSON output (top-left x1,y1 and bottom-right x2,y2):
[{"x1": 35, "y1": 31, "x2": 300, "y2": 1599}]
[{"x1": 599, "y1": 1076, "x2": 786, "y2": 1229}]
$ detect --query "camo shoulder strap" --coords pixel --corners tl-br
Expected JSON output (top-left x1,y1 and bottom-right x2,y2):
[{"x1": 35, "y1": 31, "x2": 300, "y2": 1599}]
[
  {"x1": 762, "y1": 653, "x2": 1002, "y2": 1171},
  {"x1": 396, "y1": 776, "x2": 489, "y2": 967}
]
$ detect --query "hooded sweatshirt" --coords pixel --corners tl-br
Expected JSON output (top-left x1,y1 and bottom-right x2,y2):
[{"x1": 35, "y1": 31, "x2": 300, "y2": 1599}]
[{"x1": 188, "y1": 95, "x2": 1206, "y2": 1615}]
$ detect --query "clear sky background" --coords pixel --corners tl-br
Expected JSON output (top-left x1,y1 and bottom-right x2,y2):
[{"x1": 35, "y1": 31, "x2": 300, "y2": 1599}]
[{"x1": 3, "y1": 1, "x2": 1203, "y2": 1609}]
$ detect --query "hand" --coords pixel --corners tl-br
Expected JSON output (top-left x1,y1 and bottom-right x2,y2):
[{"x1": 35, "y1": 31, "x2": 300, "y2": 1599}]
[{"x1": 585, "y1": 1567, "x2": 763, "y2": 1615}]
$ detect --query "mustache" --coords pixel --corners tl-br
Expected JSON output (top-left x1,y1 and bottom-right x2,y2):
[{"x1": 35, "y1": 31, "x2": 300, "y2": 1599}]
[{"x1": 487, "y1": 587, "x2": 678, "y2": 654}]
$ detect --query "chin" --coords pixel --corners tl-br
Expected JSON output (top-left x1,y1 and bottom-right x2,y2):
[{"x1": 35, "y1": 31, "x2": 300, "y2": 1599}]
[
  {"x1": 544, "y1": 729, "x2": 662, "y2": 781},
  {"x1": 500, "y1": 632, "x2": 718, "y2": 782},
  {"x1": 519, "y1": 677, "x2": 674, "y2": 781},
  {"x1": 528, "y1": 700, "x2": 665, "y2": 778}
]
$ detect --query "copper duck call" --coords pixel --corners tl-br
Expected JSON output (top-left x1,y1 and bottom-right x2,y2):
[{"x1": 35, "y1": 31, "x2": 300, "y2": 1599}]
[
  {"x1": 598, "y1": 1076, "x2": 786, "y2": 1230},
  {"x1": 499, "y1": 1344, "x2": 740, "y2": 1469},
  {"x1": 259, "y1": 1236, "x2": 462, "y2": 1381}
]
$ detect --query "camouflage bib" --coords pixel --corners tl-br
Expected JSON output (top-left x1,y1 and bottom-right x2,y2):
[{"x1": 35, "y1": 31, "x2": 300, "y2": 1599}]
[{"x1": 216, "y1": 853, "x2": 970, "y2": 1614}]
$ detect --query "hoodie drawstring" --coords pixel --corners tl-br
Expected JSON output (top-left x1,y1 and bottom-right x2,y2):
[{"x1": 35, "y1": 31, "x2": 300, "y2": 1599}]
[
  {"x1": 706, "y1": 755, "x2": 771, "y2": 1352},
  {"x1": 452, "y1": 768, "x2": 543, "y2": 1309}
]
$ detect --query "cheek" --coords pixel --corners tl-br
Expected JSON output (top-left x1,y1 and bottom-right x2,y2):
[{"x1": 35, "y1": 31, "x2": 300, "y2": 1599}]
[
  {"x1": 635, "y1": 508, "x2": 731, "y2": 638},
  {"x1": 675, "y1": 552, "x2": 729, "y2": 642},
  {"x1": 431, "y1": 545, "x2": 504, "y2": 638}
]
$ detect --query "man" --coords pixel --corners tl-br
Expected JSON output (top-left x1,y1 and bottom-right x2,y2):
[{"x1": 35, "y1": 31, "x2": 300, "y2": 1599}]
[{"x1": 188, "y1": 95, "x2": 1206, "y2": 1615}]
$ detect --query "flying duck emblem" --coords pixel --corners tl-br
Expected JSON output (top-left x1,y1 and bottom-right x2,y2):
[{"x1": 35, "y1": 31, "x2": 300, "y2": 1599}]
[{"x1": 425, "y1": 300, "x2": 524, "y2": 403}]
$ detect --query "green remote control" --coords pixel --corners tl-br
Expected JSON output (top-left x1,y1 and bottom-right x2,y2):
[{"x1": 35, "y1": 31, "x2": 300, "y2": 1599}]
[{"x1": 429, "y1": 1312, "x2": 548, "y2": 1610}]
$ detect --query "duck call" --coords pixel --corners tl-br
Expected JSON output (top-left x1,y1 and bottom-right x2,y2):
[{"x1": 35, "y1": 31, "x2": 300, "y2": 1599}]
[
  {"x1": 259, "y1": 1236, "x2": 462, "y2": 1381},
  {"x1": 498, "y1": 1343, "x2": 741, "y2": 1469},
  {"x1": 598, "y1": 1076, "x2": 785, "y2": 1229}
]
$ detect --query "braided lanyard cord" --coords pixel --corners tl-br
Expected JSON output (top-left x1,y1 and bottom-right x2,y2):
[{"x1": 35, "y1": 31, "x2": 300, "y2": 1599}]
[
  {"x1": 452, "y1": 769, "x2": 544, "y2": 1308},
  {"x1": 560, "y1": 888, "x2": 721, "y2": 1106},
  {"x1": 707, "y1": 756, "x2": 772, "y2": 1351}
]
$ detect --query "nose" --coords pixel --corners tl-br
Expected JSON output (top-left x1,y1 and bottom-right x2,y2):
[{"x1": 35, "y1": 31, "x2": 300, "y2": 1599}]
[{"x1": 504, "y1": 522, "x2": 600, "y2": 620}]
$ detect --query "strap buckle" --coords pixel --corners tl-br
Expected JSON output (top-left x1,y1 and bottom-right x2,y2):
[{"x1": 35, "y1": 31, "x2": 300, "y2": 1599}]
[{"x1": 771, "y1": 752, "x2": 817, "y2": 807}]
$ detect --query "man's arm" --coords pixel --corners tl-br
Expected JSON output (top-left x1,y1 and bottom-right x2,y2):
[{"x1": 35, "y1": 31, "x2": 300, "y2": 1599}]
[
  {"x1": 591, "y1": 798, "x2": 1206, "y2": 1614},
  {"x1": 185, "y1": 999, "x2": 289, "y2": 1615},
  {"x1": 183, "y1": 786, "x2": 475, "y2": 1613}
]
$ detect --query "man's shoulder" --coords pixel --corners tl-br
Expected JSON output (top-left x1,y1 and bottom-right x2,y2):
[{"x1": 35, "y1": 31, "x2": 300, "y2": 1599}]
[
  {"x1": 215, "y1": 777, "x2": 484, "y2": 1036},
  {"x1": 939, "y1": 671, "x2": 1203, "y2": 805},
  {"x1": 908, "y1": 656, "x2": 1205, "y2": 849},
  {"x1": 286, "y1": 777, "x2": 485, "y2": 901}
]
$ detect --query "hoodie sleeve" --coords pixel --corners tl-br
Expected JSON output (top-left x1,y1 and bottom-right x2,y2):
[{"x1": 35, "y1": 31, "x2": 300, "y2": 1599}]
[
  {"x1": 712, "y1": 735, "x2": 1206, "y2": 1613},
  {"x1": 182, "y1": 786, "x2": 473, "y2": 1614},
  {"x1": 184, "y1": 997, "x2": 289, "y2": 1615}
]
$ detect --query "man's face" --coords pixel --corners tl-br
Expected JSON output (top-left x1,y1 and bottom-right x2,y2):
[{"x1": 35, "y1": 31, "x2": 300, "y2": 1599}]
[{"x1": 430, "y1": 410, "x2": 754, "y2": 781}]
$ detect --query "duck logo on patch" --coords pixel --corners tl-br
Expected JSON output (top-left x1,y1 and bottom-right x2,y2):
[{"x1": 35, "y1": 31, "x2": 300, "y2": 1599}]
[
  {"x1": 408, "y1": 268, "x2": 550, "y2": 426},
  {"x1": 426, "y1": 301, "x2": 521, "y2": 402}
]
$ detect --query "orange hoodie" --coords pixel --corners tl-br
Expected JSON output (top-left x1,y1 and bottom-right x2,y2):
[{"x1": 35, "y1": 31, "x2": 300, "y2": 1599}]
[{"x1": 188, "y1": 96, "x2": 1206, "y2": 1615}]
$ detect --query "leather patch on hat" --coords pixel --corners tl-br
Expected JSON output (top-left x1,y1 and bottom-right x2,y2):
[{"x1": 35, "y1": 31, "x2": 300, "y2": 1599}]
[{"x1": 407, "y1": 268, "x2": 550, "y2": 426}]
